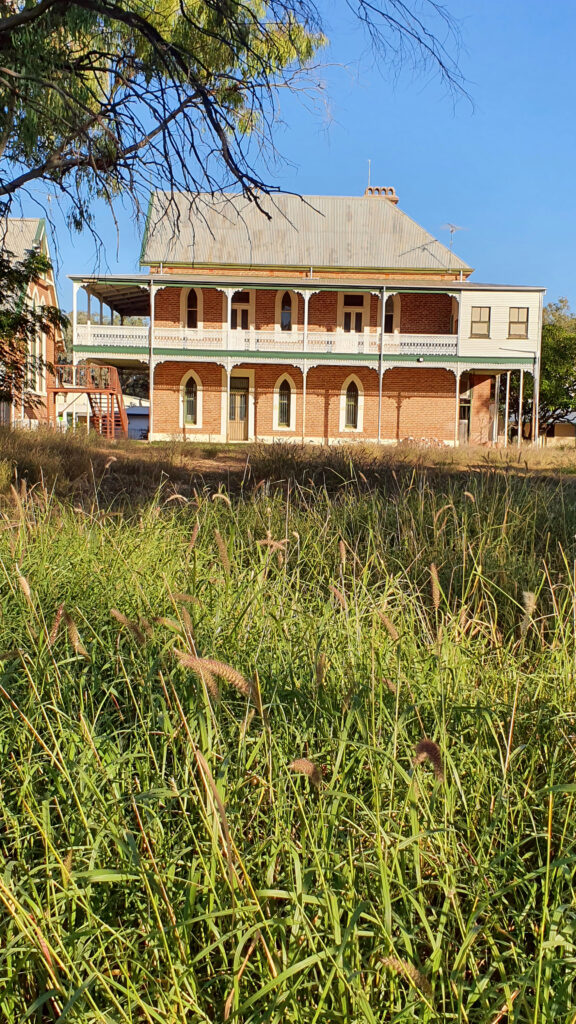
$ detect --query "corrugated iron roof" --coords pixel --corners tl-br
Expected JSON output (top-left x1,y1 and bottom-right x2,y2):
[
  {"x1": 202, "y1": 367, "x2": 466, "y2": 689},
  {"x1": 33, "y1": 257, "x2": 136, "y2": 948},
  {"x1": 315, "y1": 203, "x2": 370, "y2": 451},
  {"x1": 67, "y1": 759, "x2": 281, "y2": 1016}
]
[
  {"x1": 2, "y1": 218, "x2": 44, "y2": 259},
  {"x1": 141, "y1": 192, "x2": 472, "y2": 273}
]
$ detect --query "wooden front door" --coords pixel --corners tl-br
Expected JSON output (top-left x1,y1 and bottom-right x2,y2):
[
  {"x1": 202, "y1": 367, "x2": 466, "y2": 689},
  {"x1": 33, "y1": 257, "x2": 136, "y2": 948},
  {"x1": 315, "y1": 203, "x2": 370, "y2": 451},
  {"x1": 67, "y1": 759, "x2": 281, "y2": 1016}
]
[{"x1": 228, "y1": 377, "x2": 249, "y2": 441}]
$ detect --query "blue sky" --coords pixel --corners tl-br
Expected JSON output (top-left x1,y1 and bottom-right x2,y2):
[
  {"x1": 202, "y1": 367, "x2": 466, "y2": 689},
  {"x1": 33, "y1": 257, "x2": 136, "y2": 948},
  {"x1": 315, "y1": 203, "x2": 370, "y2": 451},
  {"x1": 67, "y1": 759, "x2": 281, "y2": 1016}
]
[{"x1": 16, "y1": 0, "x2": 576, "y2": 311}]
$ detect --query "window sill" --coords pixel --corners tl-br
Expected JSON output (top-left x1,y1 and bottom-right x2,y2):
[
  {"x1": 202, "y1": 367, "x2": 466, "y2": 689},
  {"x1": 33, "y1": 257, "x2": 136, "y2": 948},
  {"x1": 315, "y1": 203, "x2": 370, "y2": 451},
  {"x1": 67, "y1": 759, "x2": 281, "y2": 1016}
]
[{"x1": 470, "y1": 334, "x2": 491, "y2": 340}]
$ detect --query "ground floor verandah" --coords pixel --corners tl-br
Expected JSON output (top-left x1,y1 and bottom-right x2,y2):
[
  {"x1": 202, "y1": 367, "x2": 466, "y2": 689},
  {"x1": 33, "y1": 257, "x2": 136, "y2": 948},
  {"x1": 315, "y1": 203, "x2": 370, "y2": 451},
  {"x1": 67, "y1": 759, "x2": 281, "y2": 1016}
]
[{"x1": 149, "y1": 361, "x2": 535, "y2": 446}]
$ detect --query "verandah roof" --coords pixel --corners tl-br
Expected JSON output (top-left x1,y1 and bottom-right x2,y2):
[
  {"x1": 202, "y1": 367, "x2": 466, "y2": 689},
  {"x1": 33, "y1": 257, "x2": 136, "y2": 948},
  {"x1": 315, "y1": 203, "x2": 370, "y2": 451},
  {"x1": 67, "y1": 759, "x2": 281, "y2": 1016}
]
[{"x1": 70, "y1": 273, "x2": 546, "y2": 320}]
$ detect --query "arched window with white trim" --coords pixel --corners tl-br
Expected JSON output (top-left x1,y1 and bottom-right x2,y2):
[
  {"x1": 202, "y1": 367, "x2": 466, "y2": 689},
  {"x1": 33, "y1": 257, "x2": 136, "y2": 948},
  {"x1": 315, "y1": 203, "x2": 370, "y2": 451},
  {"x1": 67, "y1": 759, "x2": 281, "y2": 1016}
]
[
  {"x1": 180, "y1": 370, "x2": 203, "y2": 430},
  {"x1": 279, "y1": 378, "x2": 291, "y2": 425},
  {"x1": 345, "y1": 381, "x2": 358, "y2": 428},
  {"x1": 273, "y1": 373, "x2": 296, "y2": 431},
  {"x1": 281, "y1": 292, "x2": 292, "y2": 332},
  {"x1": 339, "y1": 374, "x2": 364, "y2": 433},
  {"x1": 187, "y1": 289, "x2": 198, "y2": 329},
  {"x1": 181, "y1": 287, "x2": 203, "y2": 329}
]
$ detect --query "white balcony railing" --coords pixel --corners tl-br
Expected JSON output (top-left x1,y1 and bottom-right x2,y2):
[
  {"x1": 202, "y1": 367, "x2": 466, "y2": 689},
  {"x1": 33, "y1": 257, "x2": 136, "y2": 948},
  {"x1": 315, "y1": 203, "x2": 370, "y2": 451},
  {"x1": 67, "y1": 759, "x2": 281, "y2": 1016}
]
[{"x1": 75, "y1": 323, "x2": 460, "y2": 357}]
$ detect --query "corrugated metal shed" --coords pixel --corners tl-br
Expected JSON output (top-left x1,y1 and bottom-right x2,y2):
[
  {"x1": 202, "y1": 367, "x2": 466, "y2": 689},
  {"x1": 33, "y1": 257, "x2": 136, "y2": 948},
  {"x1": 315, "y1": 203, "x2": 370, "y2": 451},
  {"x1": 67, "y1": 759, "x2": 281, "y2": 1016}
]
[
  {"x1": 2, "y1": 218, "x2": 44, "y2": 259},
  {"x1": 141, "y1": 192, "x2": 472, "y2": 273}
]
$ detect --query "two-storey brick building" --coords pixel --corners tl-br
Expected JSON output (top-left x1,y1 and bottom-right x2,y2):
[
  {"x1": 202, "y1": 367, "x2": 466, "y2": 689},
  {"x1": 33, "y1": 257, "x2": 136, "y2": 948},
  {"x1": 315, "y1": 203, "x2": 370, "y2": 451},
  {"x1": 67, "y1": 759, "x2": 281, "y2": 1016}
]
[
  {"x1": 69, "y1": 189, "x2": 544, "y2": 444},
  {"x1": 3, "y1": 218, "x2": 63, "y2": 428}
]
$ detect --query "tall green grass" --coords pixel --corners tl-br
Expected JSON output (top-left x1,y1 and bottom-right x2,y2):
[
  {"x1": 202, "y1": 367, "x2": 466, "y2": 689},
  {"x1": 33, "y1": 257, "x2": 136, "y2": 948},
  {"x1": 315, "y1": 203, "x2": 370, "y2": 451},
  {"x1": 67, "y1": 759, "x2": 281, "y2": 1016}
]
[{"x1": 1, "y1": 466, "x2": 576, "y2": 1022}]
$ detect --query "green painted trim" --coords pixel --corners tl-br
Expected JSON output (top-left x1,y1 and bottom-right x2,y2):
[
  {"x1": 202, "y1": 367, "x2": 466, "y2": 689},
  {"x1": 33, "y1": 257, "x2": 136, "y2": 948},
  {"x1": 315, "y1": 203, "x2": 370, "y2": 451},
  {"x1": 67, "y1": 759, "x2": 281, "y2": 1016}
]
[
  {"x1": 74, "y1": 344, "x2": 535, "y2": 368},
  {"x1": 142, "y1": 259, "x2": 472, "y2": 275}
]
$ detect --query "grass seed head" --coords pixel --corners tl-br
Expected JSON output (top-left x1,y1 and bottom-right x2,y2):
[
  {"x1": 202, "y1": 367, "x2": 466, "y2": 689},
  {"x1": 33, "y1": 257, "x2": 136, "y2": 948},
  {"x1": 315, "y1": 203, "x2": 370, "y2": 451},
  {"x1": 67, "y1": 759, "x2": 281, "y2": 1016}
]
[
  {"x1": 377, "y1": 607, "x2": 399, "y2": 642},
  {"x1": 174, "y1": 652, "x2": 252, "y2": 699},
  {"x1": 16, "y1": 570, "x2": 32, "y2": 604},
  {"x1": 186, "y1": 522, "x2": 200, "y2": 554},
  {"x1": 289, "y1": 758, "x2": 322, "y2": 788},
  {"x1": 414, "y1": 738, "x2": 444, "y2": 782},
  {"x1": 214, "y1": 529, "x2": 231, "y2": 576},
  {"x1": 64, "y1": 613, "x2": 88, "y2": 658},
  {"x1": 329, "y1": 584, "x2": 348, "y2": 612},
  {"x1": 520, "y1": 590, "x2": 537, "y2": 637},
  {"x1": 48, "y1": 603, "x2": 65, "y2": 646},
  {"x1": 381, "y1": 956, "x2": 432, "y2": 997},
  {"x1": 110, "y1": 608, "x2": 146, "y2": 644}
]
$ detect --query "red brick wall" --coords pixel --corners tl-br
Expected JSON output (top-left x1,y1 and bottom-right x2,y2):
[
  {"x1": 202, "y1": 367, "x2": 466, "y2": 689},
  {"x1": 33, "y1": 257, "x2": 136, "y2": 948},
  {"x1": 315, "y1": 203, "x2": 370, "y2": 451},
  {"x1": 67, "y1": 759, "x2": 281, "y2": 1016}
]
[
  {"x1": 381, "y1": 368, "x2": 456, "y2": 441},
  {"x1": 469, "y1": 374, "x2": 493, "y2": 444},
  {"x1": 150, "y1": 264, "x2": 468, "y2": 283},
  {"x1": 399, "y1": 293, "x2": 453, "y2": 334},
  {"x1": 28, "y1": 275, "x2": 61, "y2": 423},
  {"x1": 203, "y1": 289, "x2": 223, "y2": 329},
  {"x1": 249, "y1": 364, "x2": 303, "y2": 436},
  {"x1": 155, "y1": 288, "x2": 181, "y2": 327},
  {"x1": 255, "y1": 291, "x2": 276, "y2": 331},
  {"x1": 153, "y1": 288, "x2": 455, "y2": 335},
  {"x1": 153, "y1": 361, "x2": 223, "y2": 437},
  {"x1": 150, "y1": 361, "x2": 467, "y2": 443},
  {"x1": 306, "y1": 292, "x2": 338, "y2": 332},
  {"x1": 305, "y1": 366, "x2": 379, "y2": 439}
]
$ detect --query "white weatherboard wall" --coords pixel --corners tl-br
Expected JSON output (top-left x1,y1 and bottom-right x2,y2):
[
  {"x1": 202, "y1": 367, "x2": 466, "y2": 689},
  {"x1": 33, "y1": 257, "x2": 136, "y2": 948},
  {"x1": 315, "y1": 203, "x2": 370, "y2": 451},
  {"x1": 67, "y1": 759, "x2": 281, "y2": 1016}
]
[{"x1": 458, "y1": 291, "x2": 541, "y2": 361}]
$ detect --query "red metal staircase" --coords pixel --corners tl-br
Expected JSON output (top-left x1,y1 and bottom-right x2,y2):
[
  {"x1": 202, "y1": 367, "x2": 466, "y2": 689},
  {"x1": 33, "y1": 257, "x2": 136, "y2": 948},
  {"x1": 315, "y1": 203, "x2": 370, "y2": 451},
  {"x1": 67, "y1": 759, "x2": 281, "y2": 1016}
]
[{"x1": 48, "y1": 363, "x2": 129, "y2": 439}]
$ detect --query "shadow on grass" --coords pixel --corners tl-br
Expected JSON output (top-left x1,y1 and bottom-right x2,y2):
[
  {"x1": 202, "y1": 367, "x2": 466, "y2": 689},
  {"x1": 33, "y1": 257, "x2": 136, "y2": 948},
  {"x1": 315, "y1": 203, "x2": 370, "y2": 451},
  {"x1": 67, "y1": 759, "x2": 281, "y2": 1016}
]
[{"x1": 1, "y1": 429, "x2": 576, "y2": 508}]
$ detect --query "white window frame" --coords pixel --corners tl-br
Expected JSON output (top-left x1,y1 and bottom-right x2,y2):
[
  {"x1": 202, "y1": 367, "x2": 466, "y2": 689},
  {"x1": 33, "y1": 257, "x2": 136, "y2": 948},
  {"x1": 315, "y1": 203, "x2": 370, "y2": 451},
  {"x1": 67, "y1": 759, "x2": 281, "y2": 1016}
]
[
  {"x1": 275, "y1": 289, "x2": 298, "y2": 333},
  {"x1": 508, "y1": 306, "x2": 529, "y2": 339},
  {"x1": 339, "y1": 373, "x2": 364, "y2": 433},
  {"x1": 180, "y1": 287, "x2": 204, "y2": 330},
  {"x1": 224, "y1": 290, "x2": 255, "y2": 332},
  {"x1": 337, "y1": 292, "x2": 370, "y2": 333},
  {"x1": 470, "y1": 306, "x2": 491, "y2": 338},
  {"x1": 382, "y1": 293, "x2": 400, "y2": 333},
  {"x1": 179, "y1": 368, "x2": 203, "y2": 430},
  {"x1": 273, "y1": 372, "x2": 297, "y2": 431}
]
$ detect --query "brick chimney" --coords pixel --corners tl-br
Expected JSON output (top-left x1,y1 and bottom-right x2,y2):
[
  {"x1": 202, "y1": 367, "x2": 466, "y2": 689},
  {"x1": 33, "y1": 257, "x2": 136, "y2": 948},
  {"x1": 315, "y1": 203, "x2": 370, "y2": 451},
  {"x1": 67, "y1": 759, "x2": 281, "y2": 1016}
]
[{"x1": 364, "y1": 186, "x2": 399, "y2": 204}]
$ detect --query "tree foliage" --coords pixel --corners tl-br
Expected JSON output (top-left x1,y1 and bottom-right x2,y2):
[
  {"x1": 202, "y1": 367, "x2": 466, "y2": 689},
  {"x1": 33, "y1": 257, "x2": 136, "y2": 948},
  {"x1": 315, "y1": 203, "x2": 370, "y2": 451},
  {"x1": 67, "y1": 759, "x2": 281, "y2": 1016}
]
[
  {"x1": 0, "y1": 246, "x2": 67, "y2": 401},
  {"x1": 503, "y1": 297, "x2": 576, "y2": 437},
  {"x1": 538, "y1": 299, "x2": 576, "y2": 431},
  {"x1": 0, "y1": 0, "x2": 462, "y2": 229}
]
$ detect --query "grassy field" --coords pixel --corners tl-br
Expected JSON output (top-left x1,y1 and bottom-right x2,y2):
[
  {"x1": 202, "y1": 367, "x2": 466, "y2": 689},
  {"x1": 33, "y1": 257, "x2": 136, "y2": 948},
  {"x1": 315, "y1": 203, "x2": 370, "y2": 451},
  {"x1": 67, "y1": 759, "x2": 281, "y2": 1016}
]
[{"x1": 1, "y1": 431, "x2": 576, "y2": 1022}]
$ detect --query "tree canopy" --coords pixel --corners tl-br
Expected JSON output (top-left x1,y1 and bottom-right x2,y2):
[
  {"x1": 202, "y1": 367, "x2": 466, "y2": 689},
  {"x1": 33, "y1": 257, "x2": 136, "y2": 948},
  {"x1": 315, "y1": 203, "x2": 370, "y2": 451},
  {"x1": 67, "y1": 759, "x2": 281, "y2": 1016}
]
[
  {"x1": 538, "y1": 300, "x2": 576, "y2": 431},
  {"x1": 0, "y1": 0, "x2": 462, "y2": 230}
]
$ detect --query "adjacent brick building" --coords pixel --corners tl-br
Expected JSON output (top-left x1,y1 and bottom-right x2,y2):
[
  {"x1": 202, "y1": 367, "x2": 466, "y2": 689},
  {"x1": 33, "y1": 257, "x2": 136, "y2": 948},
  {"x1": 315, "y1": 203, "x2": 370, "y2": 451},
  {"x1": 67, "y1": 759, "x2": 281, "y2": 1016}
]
[
  {"x1": 70, "y1": 189, "x2": 544, "y2": 445},
  {"x1": 3, "y1": 219, "x2": 63, "y2": 427}
]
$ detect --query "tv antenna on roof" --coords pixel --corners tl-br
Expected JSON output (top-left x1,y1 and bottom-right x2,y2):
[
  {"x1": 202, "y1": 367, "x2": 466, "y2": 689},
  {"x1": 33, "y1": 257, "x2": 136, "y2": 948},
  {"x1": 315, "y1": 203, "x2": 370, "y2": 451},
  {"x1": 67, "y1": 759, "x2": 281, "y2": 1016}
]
[
  {"x1": 367, "y1": 159, "x2": 371, "y2": 188},
  {"x1": 442, "y1": 223, "x2": 466, "y2": 250}
]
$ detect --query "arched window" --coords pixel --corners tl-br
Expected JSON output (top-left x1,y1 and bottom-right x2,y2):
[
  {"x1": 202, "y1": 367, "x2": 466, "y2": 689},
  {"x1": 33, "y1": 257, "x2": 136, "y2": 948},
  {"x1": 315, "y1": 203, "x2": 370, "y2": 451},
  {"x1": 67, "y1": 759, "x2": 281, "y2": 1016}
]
[
  {"x1": 384, "y1": 296, "x2": 394, "y2": 333},
  {"x1": 187, "y1": 289, "x2": 198, "y2": 329},
  {"x1": 184, "y1": 377, "x2": 197, "y2": 424},
  {"x1": 345, "y1": 381, "x2": 359, "y2": 429},
  {"x1": 278, "y1": 378, "x2": 291, "y2": 427},
  {"x1": 281, "y1": 292, "x2": 292, "y2": 332}
]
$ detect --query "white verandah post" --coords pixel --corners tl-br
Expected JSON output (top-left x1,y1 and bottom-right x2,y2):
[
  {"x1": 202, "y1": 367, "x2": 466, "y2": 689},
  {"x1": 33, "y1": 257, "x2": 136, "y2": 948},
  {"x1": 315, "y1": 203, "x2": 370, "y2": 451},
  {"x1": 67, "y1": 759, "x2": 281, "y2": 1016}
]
[
  {"x1": 302, "y1": 292, "x2": 310, "y2": 443},
  {"x1": 453, "y1": 370, "x2": 461, "y2": 446},
  {"x1": 504, "y1": 371, "x2": 510, "y2": 447},
  {"x1": 492, "y1": 373, "x2": 501, "y2": 444},
  {"x1": 72, "y1": 282, "x2": 79, "y2": 369},
  {"x1": 148, "y1": 281, "x2": 155, "y2": 441},
  {"x1": 517, "y1": 369, "x2": 524, "y2": 447},
  {"x1": 378, "y1": 287, "x2": 386, "y2": 443}
]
